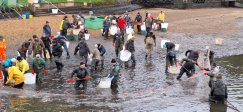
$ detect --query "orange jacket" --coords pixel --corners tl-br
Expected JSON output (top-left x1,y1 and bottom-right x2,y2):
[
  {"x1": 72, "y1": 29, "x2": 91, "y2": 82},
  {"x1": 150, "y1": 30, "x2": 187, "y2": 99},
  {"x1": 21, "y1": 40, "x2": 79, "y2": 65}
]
[{"x1": 0, "y1": 39, "x2": 7, "y2": 61}]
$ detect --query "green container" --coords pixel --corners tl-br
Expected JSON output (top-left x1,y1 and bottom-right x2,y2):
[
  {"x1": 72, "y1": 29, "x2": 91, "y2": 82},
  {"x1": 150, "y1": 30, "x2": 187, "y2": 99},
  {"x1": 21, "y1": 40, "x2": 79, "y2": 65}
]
[
  {"x1": 66, "y1": 35, "x2": 78, "y2": 41},
  {"x1": 4, "y1": 0, "x2": 17, "y2": 7},
  {"x1": 84, "y1": 17, "x2": 104, "y2": 29}
]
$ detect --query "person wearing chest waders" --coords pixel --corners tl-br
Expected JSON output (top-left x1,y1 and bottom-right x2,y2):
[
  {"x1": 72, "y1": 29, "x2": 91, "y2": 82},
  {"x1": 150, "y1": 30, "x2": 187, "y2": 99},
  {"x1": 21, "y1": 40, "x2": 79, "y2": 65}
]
[
  {"x1": 135, "y1": 12, "x2": 143, "y2": 33},
  {"x1": 52, "y1": 40, "x2": 64, "y2": 72},
  {"x1": 165, "y1": 50, "x2": 177, "y2": 77},
  {"x1": 74, "y1": 38, "x2": 90, "y2": 66},
  {"x1": 125, "y1": 34, "x2": 136, "y2": 67},
  {"x1": 103, "y1": 17, "x2": 111, "y2": 40},
  {"x1": 113, "y1": 32, "x2": 124, "y2": 58},
  {"x1": 32, "y1": 54, "x2": 47, "y2": 84},
  {"x1": 205, "y1": 46, "x2": 215, "y2": 67},
  {"x1": 144, "y1": 32, "x2": 156, "y2": 60},
  {"x1": 32, "y1": 35, "x2": 45, "y2": 58},
  {"x1": 18, "y1": 39, "x2": 32, "y2": 60},
  {"x1": 176, "y1": 58, "x2": 199, "y2": 81},
  {"x1": 210, "y1": 74, "x2": 228, "y2": 103},
  {"x1": 2, "y1": 58, "x2": 16, "y2": 85},
  {"x1": 4, "y1": 66, "x2": 25, "y2": 89},
  {"x1": 97, "y1": 44, "x2": 106, "y2": 69},
  {"x1": 90, "y1": 44, "x2": 101, "y2": 74},
  {"x1": 0, "y1": 35, "x2": 7, "y2": 61},
  {"x1": 185, "y1": 49, "x2": 199, "y2": 61},
  {"x1": 108, "y1": 59, "x2": 120, "y2": 87},
  {"x1": 41, "y1": 34, "x2": 52, "y2": 61},
  {"x1": 53, "y1": 33, "x2": 70, "y2": 59},
  {"x1": 68, "y1": 62, "x2": 90, "y2": 90},
  {"x1": 43, "y1": 21, "x2": 52, "y2": 39}
]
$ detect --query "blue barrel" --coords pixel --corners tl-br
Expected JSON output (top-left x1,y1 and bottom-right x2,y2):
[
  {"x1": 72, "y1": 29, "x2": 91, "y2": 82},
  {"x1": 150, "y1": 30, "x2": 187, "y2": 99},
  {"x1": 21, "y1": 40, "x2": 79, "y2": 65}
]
[{"x1": 24, "y1": 12, "x2": 30, "y2": 19}]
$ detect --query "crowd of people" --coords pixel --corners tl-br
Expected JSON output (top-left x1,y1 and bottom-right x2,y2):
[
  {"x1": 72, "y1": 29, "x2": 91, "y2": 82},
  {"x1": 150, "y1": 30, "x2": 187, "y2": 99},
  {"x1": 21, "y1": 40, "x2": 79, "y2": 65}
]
[{"x1": 0, "y1": 10, "x2": 228, "y2": 104}]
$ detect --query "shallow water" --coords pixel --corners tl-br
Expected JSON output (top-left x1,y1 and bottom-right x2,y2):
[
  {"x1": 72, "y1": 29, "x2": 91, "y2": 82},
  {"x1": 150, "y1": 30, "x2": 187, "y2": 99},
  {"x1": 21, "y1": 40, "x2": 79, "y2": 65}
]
[{"x1": 1, "y1": 33, "x2": 243, "y2": 112}]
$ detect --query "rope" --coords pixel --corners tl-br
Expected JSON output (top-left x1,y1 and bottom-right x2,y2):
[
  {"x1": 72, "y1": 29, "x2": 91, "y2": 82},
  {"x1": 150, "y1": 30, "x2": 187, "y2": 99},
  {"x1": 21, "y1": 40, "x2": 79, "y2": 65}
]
[{"x1": 226, "y1": 100, "x2": 241, "y2": 112}]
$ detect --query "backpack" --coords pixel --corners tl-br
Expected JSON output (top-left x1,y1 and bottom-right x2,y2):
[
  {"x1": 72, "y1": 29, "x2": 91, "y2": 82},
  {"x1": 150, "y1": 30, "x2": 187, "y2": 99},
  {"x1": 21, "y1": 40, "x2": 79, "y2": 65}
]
[{"x1": 146, "y1": 37, "x2": 153, "y2": 45}]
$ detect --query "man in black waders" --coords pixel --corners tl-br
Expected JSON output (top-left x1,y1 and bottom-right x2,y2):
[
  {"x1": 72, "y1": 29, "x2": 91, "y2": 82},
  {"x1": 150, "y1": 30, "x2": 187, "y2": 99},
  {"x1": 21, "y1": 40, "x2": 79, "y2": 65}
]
[
  {"x1": 41, "y1": 34, "x2": 52, "y2": 61},
  {"x1": 113, "y1": 32, "x2": 124, "y2": 58},
  {"x1": 210, "y1": 74, "x2": 228, "y2": 103},
  {"x1": 108, "y1": 59, "x2": 121, "y2": 87},
  {"x1": 125, "y1": 35, "x2": 136, "y2": 67},
  {"x1": 165, "y1": 49, "x2": 177, "y2": 78},
  {"x1": 176, "y1": 58, "x2": 198, "y2": 81},
  {"x1": 74, "y1": 38, "x2": 90, "y2": 66},
  {"x1": 68, "y1": 62, "x2": 89, "y2": 90},
  {"x1": 52, "y1": 40, "x2": 64, "y2": 72},
  {"x1": 53, "y1": 34, "x2": 70, "y2": 59}
]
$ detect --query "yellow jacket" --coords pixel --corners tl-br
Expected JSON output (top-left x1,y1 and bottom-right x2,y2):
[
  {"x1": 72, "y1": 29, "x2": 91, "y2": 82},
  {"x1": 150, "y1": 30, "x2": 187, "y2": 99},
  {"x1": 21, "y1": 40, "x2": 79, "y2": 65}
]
[
  {"x1": 157, "y1": 13, "x2": 165, "y2": 21},
  {"x1": 16, "y1": 59, "x2": 29, "y2": 74},
  {"x1": 60, "y1": 20, "x2": 64, "y2": 30},
  {"x1": 6, "y1": 66, "x2": 25, "y2": 85}
]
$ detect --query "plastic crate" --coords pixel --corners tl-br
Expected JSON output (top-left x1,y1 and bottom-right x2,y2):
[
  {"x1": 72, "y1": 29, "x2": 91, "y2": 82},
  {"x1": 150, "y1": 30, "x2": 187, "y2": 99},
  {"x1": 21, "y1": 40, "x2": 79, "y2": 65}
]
[{"x1": 84, "y1": 17, "x2": 104, "y2": 29}]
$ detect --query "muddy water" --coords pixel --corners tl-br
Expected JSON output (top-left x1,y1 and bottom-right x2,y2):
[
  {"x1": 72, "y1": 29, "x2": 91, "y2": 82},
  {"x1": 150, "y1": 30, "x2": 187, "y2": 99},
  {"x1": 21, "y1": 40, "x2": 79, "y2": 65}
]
[{"x1": 1, "y1": 32, "x2": 243, "y2": 111}]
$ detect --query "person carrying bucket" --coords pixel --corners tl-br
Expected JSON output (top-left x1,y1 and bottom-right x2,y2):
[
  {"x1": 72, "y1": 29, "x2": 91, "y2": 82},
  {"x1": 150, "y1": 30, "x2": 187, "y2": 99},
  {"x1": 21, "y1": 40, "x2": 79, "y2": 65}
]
[
  {"x1": 144, "y1": 32, "x2": 156, "y2": 60},
  {"x1": 32, "y1": 54, "x2": 47, "y2": 84},
  {"x1": 165, "y1": 49, "x2": 177, "y2": 77},
  {"x1": 125, "y1": 33, "x2": 136, "y2": 67},
  {"x1": 157, "y1": 11, "x2": 165, "y2": 30},
  {"x1": 16, "y1": 56, "x2": 29, "y2": 74},
  {"x1": 113, "y1": 32, "x2": 124, "y2": 58},
  {"x1": 68, "y1": 62, "x2": 90, "y2": 90},
  {"x1": 4, "y1": 66, "x2": 25, "y2": 89}
]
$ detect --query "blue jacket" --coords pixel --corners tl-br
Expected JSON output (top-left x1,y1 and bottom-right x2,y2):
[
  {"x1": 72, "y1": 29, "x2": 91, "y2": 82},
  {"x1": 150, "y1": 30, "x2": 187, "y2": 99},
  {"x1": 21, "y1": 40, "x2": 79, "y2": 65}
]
[
  {"x1": 43, "y1": 25, "x2": 51, "y2": 37},
  {"x1": 2, "y1": 58, "x2": 12, "y2": 68}
]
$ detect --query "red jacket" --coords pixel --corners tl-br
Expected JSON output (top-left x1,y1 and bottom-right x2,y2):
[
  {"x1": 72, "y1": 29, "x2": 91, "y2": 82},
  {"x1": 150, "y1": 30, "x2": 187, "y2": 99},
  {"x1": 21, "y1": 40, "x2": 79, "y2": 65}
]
[{"x1": 118, "y1": 18, "x2": 126, "y2": 29}]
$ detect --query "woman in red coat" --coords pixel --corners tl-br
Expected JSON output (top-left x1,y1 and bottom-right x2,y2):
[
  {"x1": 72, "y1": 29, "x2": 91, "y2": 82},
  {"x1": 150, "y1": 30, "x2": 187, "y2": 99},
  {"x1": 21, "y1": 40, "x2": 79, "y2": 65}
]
[{"x1": 117, "y1": 16, "x2": 127, "y2": 37}]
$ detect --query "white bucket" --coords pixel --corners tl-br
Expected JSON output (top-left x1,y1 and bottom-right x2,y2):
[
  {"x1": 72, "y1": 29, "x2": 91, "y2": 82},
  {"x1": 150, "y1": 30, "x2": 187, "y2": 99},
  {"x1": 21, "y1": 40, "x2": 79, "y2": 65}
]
[
  {"x1": 161, "y1": 23, "x2": 168, "y2": 29},
  {"x1": 109, "y1": 25, "x2": 118, "y2": 35},
  {"x1": 52, "y1": 9, "x2": 58, "y2": 14},
  {"x1": 34, "y1": 0, "x2": 39, "y2": 3},
  {"x1": 85, "y1": 34, "x2": 90, "y2": 40},
  {"x1": 141, "y1": 24, "x2": 146, "y2": 31},
  {"x1": 98, "y1": 78, "x2": 112, "y2": 88},
  {"x1": 126, "y1": 27, "x2": 134, "y2": 35},
  {"x1": 161, "y1": 40, "x2": 170, "y2": 49},
  {"x1": 24, "y1": 73, "x2": 36, "y2": 84},
  {"x1": 120, "y1": 50, "x2": 131, "y2": 62},
  {"x1": 73, "y1": 29, "x2": 80, "y2": 35},
  {"x1": 175, "y1": 44, "x2": 180, "y2": 51},
  {"x1": 215, "y1": 38, "x2": 224, "y2": 45}
]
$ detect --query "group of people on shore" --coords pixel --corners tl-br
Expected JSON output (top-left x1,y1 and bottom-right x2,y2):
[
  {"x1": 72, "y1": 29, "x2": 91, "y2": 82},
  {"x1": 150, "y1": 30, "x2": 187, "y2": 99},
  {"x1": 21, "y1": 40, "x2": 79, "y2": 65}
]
[{"x1": 0, "y1": 10, "x2": 227, "y2": 103}]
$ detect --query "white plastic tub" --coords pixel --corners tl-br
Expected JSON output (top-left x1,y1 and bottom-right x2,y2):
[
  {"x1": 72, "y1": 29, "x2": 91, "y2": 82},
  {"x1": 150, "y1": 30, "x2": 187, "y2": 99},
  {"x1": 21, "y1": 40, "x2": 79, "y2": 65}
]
[
  {"x1": 52, "y1": 9, "x2": 58, "y2": 14},
  {"x1": 85, "y1": 34, "x2": 90, "y2": 40},
  {"x1": 24, "y1": 73, "x2": 36, "y2": 84}
]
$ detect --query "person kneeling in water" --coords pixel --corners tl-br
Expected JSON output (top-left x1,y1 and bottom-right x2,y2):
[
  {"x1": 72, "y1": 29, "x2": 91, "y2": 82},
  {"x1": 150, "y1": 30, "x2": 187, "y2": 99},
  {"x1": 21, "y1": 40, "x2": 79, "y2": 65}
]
[{"x1": 4, "y1": 66, "x2": 25, "y2": 89}]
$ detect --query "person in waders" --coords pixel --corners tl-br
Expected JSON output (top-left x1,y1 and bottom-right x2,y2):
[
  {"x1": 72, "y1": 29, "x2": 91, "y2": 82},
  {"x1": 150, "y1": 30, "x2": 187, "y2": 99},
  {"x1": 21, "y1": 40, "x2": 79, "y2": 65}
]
[
  {"x1": 97, "y1": 43, "x2": 106, "y2": 69},
  {"x1": 165, "y1": 49, "x2": 177, "y2": 78},
  {"x1": 41, "y1": 34, "x2": 52, "y2": 61},
  {"x1": 135, "y1": 12, "x2": 142, "y2": 33},
  {"x1": 113, "y1": 32, "x2": 124, "y2": 58},
  {"x1": 125, "y1": 34, "x2": 136, "y2": 67},
  {"x1": 52, "y1": 40, "x2": 64, "y2": 72},
  {"x1": 144, "y1": 32, "x2": 156, "y2": 60},
  {"x1": 68, "y1": 62, "x2": 89, "y2": 90},
  {"x1": 17, "y1": 39, "x2": 32, "y2": 60},
  {"x1": 108, "y1": 59, "x2": 120, "y2": 87},
  {"x1": 53, "y1": 33, "x2": 70, "y2": 59},
  {"x1": 74, "y1": 38, "x2": 90, "y2": 66},
  {"x1": 0, "y1": 35, "x2": 6, "y2": 61},
  {"x1": 43, "y1": 21, "x2": 52, "y2": 39},
  {"x1": 90, "y1": 44, "x2": 101, "y2": 74},
  {"x1": 32, "y1": 35, "x2": 45, "y2": 58},
  {"x1": 103, "y1": 17, "x2": 111, "y2": 40},
  {"x1": 32, "y1": 54, "x2": 47, "y2": 83},
  {"x1": 210, "y1": 74, "x2": 228, "y2": 103},
  {"x1": 176, "y1": 58, "x2": 198, "y2": 81},
  {"x1": 165, "y1": 42, "x2": 175, "y2": 53}
]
